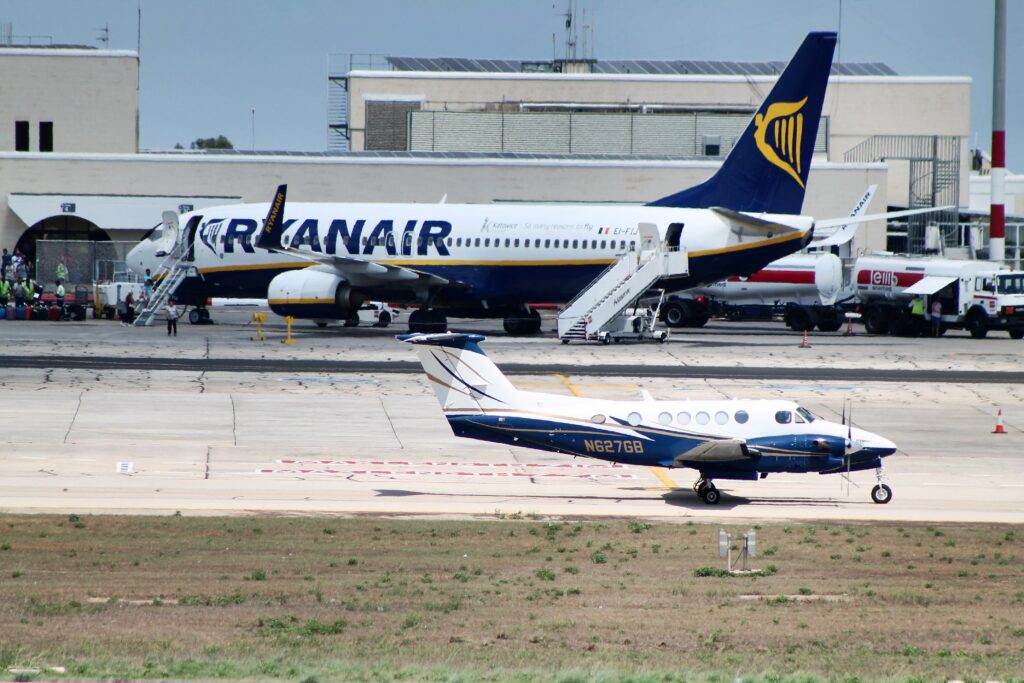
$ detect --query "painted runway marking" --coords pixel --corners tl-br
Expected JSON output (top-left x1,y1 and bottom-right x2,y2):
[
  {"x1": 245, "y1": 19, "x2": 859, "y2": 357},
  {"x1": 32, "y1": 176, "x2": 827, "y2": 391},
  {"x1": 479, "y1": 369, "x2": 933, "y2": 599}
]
[
  {"x1": 276, "y1": 459, "x2": 633, "y2": 469},
  {"x1": 259, "y1": 468, "x2": 637, "y2": 479}
]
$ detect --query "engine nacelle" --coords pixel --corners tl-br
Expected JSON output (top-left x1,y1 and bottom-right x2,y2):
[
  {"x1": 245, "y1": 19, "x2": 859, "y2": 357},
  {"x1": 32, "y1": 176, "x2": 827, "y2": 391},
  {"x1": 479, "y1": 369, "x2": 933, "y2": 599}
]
[{"x1": 267, "y1": 269, "x2": 362, "y2": 320}]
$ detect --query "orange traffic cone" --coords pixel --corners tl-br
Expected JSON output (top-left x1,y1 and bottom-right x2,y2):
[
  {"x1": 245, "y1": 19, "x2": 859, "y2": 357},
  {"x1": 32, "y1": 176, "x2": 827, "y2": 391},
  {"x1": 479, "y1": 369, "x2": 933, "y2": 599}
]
[
  {"x1": 993, "y1": 408, "x2": 1007, "y2": 434},
  {"x1": 799, "y1": 329, "x2": 811, "y2": 349}
]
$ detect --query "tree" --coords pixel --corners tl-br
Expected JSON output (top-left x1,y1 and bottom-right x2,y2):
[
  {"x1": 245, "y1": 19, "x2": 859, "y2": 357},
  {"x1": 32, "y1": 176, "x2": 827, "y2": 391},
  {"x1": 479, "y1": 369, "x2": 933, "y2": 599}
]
[{"x1": 187, "y1": 135, "x2": 234, "y2": 150}]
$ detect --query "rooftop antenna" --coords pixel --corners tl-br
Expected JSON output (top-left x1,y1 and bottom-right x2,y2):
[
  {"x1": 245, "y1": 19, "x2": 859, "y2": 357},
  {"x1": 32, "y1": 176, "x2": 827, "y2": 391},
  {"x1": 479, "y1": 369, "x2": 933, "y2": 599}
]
[{"x1": 97, "y1": 22, "x2": 109, "y2": 47}]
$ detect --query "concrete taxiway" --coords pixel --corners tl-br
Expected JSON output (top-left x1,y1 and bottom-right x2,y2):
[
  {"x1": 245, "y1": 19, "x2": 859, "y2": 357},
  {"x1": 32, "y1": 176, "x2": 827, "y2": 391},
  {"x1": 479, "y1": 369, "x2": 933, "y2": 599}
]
[{"x1": 1, "y1": 307, "x2": 1021, "y2": 523}]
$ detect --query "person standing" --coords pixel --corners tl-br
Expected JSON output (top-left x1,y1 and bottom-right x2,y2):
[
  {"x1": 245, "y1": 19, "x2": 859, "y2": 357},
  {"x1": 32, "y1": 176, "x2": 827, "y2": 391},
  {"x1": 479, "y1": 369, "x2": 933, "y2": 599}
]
[
  {"x1": 55, "y1": 280, "x2": 65, "y2": 310},
  {"x1": 56, "y1": 259, "x2": 68, "y2": 283},
  {"x1": 165, "y1": 297, "x2": 179, "y2": 336},
  {"x1": 144, "y1": 269, "x2": 154, "y2": 302},
  {"x1": 121, "y1": 291, "x2": 136, "y2": 326},
  {"x1": 930, "y1": 298, "x2": 942, "y2": 337},
  {"x1": 1, "y1": 248, "x2": 10, "y2": 280},
  {"x1": 0, "y1": 276, "x2": 9, "y2": 307}
]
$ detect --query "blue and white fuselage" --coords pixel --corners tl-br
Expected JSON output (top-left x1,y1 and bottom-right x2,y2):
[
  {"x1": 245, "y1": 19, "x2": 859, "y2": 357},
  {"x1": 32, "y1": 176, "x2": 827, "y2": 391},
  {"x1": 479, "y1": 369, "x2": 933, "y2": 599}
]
[{"x1": 402, "y1": 332, "x2": 897, "y2": 505}]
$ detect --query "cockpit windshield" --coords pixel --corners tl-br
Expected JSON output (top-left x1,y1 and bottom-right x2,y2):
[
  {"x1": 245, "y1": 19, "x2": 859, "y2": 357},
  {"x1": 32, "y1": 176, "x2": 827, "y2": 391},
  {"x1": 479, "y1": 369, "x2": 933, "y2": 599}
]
[
  {"x1": 795, "y1": 407, "x2": 816, "y2": 423},
  {"x1": 998, "y1": 274, "x2": 1024, "y2": 295},
  {"x1": 146, "y1": 225, "x2": 165, "y2": 242}
]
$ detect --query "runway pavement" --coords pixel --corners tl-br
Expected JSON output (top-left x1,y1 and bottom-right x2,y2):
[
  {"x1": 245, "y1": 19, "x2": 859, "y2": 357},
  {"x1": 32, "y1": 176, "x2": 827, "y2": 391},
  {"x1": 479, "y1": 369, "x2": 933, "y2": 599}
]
[{"x1": 1, "y1": 307, "x2": 1021, "y2": 523}]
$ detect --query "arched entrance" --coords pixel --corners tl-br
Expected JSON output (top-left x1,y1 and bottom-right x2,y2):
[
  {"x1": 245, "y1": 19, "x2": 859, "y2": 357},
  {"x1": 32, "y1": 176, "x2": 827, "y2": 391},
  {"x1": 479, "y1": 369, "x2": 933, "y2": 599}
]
[{"x1": 16, "y1": 216, "x2": 111, "y2": 284}]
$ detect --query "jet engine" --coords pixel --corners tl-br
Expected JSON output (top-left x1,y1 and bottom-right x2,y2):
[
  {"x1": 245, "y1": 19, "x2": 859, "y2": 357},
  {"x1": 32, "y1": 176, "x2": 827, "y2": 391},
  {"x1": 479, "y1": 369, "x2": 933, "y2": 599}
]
[{"x1": 267, "y1": 268, "x2": 363, "y2": 320}]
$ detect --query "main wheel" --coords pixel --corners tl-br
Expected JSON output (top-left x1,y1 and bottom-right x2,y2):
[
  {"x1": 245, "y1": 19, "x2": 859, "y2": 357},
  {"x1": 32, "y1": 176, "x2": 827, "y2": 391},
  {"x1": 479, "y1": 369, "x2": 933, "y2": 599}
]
[
  {"x1": 188, "y1": 308, "x2": 201, "y2": 324},
  {"x1": 863, "y1": 307, "x2": 888, "y2": 335},
  {"x1": 661, "y1": 301, "x2": 686, "y2": 328},
  {"x1": 870, "y1": 484, "x2": 893, "y2": 504},
  {"x1": 343, "y1": 313, "x2": 359, "y2": 327},
  {"x1": 966, "y1": 310, "x2": 989, "y2": 339},
  {"x1": 702, "y1": 487, "x2": 721, "y2": 505}
]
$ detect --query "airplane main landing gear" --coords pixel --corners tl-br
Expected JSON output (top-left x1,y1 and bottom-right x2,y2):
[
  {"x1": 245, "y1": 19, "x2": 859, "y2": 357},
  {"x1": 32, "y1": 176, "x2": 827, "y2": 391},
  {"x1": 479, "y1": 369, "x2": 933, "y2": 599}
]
[
  {"x1": 870, "y1": 466, "x2": 893, "y2": 504},
  {"x1": 693, "y1": 477, "x2": 720, "y2": 505},
  {"x1": 503, "y1": 308, "x2": 542, "y2": 335},
  {"x1": 188, "y1": 307, "x2": 212, "y2": 324},
  {"x1": 407, "y1": 309, "x2": 447, "y2": 334}
]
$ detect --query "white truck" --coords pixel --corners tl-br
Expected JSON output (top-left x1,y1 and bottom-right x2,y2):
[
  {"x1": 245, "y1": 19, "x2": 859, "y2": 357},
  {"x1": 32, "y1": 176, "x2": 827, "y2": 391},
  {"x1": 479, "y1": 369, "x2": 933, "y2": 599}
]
[
  {"x1": 660, "y1": 252, "x2": 850, "y2": 332},
  {"x1": 853, "y1": 256, "x2": 1024, "y2": 338}
]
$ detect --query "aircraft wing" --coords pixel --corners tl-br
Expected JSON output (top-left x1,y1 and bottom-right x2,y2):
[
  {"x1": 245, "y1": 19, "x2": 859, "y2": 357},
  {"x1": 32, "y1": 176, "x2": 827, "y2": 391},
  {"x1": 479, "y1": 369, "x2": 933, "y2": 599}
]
[
  {"x1": 254, "y1": 184, "x2": 452, "y2": 288},
  {"x1": 673, "y1": 439, "x2": 755, "y2": 465}
]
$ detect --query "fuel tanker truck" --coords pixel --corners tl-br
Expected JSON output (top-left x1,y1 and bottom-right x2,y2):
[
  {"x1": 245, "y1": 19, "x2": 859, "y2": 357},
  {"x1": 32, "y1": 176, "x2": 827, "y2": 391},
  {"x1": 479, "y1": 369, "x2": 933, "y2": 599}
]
[
  {"x1": 853, "y1": 256, "x2": 1024, "y2": 338},
  {"x1": 659, "y1": 252, "x2": 848, "y2": 332},
  {"x1": 661, "y1": 253, "x2": 1024, "y2": 338}
]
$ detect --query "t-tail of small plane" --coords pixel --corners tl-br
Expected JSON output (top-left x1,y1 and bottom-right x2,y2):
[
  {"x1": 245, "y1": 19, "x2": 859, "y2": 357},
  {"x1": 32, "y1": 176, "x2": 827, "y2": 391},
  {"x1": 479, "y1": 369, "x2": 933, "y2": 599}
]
[
  {"x1": 647, "y1": 31, "x2": 837, "y2": 215},
  {"x1": 399, "y1": 333, "x2": 520, "y2": 413}
]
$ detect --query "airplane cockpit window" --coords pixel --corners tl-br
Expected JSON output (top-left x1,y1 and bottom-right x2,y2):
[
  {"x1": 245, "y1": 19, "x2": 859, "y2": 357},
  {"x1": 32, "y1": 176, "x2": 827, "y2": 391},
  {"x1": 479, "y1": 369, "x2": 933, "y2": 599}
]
[
  {"x1": 147, "y1": 226, "x2": 165, "y2": 242},
  {"x1": 734, "y1": 410, "x2": 749, "y2": 424},
  {"x1": 795, "y1": 407, "x2": 815, "y2": 423},
  {"x1": 775, "y1": 410, "x2": 792, "y2": 424},
  {"x1": 696, "y1": 411, "x2": 710, "y2": 425}
]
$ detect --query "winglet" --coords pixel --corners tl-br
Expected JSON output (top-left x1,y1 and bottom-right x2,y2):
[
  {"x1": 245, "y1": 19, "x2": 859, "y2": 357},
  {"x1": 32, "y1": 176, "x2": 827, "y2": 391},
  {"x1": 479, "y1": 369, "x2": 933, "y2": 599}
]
[{"x1": 255, "y1": 184, "x2": 288, "y2": 252}]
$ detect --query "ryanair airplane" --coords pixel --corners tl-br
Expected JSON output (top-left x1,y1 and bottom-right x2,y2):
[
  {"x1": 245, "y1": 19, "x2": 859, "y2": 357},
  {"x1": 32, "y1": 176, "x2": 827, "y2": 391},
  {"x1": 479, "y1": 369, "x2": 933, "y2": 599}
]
[
  {"x1": 401, "y1": 332, "x2": 898, "y2": 505},
  {"x1": 128, "y1": 32, "x2": 838, "y2": 333}
]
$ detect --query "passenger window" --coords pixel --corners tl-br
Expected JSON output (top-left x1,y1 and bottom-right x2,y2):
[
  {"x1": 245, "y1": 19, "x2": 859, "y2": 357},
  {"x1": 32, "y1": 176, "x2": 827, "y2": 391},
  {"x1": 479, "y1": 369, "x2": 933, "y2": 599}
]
[
  {"x1": 620, "y1": 240, "x2": 626, "y2": 250},
  {"x1": 715, "y1": 411, "x2": 729, "y2": 425},
  {"x1": 545, "y1": 239, "x2": 551, "y2": 248},
  {"x1": 553, "y1": 239, "x2": 559, "y2": 248},
  {"x1": 734, "y1": 410, "x2": 749, "y2": 424},
  {"x1": 658, "y1": 412, "x2": 672, "y2": 425},
  {"x1": 484, "y1": 238, "x2": 490, "y2": 247},
  {"x1": 696, "y1": 411, "x2": 710, "y2": 425},
  {"x1": 677, "y1": 412, "x2": 691, "y2": 425},
  {"x1": 446, "y1": 237, "x2": 453, "y2": 246},
  {"x1": 505, "y1": 238, "x2": 510, "y2": 248},
  {"x1": 775, "y1": 411, "x2": 792, "y2": 424},
  {"x1": 627, "y1": 412, "x2": 642, "y2": 426},
  {"x1": 456, "y1": 238, "x2": 462, "y2": 247},
  {"x1": 601, "y1": 240, "x2": 606, "y2": 249},
  {"x1": 475, "y1": 238, "x2": 480, "y2": 247},
  {"x1": 591, "y1": 414, "x2": 606, "y2": 424},
  {"x1": 630, "y1": 241, "x2": 636, "y2": 251},
  {"x1": 572, "y1": 240, "x2": 578, "y2": 248},
  {"x1": 514, "y1": 239, "x2": 519, "y2": 248}
]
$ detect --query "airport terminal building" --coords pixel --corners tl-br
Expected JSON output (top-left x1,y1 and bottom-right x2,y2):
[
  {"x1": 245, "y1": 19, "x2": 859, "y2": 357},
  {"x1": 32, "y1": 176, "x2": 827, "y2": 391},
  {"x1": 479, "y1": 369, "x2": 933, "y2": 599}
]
[{"x1": 0, "y1": 42, "x2": 1006, "y2": 284}]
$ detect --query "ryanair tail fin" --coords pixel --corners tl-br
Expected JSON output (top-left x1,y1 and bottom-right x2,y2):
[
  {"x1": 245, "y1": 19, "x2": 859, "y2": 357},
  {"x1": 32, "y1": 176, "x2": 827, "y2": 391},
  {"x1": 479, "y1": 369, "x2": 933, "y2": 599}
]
[
  {"x1": 399, "y1": 333, "x2": 520, "y2": 413},
  {"x1": 255, "y1": 184, "x2": 288, "y2": 252},
  {"x1": 647, "y1": 31, "x2": 837, "y2": 215}
]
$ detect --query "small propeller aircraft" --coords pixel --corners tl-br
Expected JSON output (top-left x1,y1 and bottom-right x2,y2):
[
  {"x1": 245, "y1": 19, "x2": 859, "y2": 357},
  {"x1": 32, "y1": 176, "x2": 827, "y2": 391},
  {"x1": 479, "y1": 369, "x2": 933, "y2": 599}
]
[{"x1": 400, "y1": 332, "x2": 897, "y2": 504}]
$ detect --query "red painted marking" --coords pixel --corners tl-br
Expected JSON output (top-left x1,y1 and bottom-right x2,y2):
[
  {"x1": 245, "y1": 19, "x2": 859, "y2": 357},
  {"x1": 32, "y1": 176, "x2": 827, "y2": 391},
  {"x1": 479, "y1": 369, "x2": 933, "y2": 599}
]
[
  {"x1": 726, "y1": 269, "x2": 814, "y2": 285},
  {"x1": 277, "y1": 459, "x2": 631, "y2": 469},
  {"x1": 259, "y1": 468, "x2": 637, "y2": 480},
  {"x1": 991, "y1": 203, "x2": 1006, "y2": 240},
  {"x1": 992, "y1": 130, "x2": 1005, "y2": 168}
]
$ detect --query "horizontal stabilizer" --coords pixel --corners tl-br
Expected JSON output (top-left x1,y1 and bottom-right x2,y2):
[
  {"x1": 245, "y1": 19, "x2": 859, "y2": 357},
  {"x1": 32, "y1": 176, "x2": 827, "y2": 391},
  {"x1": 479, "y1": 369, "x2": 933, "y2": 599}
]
[
  {"x1": 815, "y1": 205, "x2": 955, "y2": 230},
  {"x1": 711, "y1": 207, "x2": 805, "y2": 234},
  {"x1": 398, "y1": 332, "x2": 487, "y2": 353},
  {"x1": 673, "y1": 439, "x2": 753, "y2": 465}
]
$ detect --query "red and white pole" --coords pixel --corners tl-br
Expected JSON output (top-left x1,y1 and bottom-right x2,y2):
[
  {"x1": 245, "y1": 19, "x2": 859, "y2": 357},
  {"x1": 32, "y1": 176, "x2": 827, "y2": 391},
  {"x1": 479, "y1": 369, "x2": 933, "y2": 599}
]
[{"x1": 990, "y1": 0, "x2": 1007, "y2": 263}]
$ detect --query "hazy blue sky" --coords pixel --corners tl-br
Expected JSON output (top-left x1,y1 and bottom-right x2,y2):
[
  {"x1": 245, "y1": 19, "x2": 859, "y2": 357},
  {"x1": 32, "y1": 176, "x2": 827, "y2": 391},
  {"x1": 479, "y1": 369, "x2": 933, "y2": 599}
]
[{"x1": 5, "y1": 1, "x2": 1023, "y2": 168}]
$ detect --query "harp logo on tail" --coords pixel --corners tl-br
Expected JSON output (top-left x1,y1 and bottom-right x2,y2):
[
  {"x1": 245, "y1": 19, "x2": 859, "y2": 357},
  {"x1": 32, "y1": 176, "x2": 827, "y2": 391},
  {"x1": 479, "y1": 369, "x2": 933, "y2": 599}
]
[{"x1": 754, "y1": 97, "x2": 808, "y2": 188}]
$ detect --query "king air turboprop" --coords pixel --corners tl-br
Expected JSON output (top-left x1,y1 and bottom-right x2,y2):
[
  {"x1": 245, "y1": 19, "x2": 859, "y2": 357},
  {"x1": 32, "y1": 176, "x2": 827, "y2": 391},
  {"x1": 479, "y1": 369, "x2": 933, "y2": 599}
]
[
  {"x1": 128, "y1": 32, "x2": 840, "y2": 334},
  {"x1": 402, "y1": 332, "x2": 897, "y2": 505}
]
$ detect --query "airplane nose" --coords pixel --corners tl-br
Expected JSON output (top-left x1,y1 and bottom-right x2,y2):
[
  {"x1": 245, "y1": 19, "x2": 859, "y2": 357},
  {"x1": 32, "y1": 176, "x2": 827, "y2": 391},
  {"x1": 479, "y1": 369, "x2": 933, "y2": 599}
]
[{"x1": 126, "y1": 242, "x2": 148, "y2": 277}]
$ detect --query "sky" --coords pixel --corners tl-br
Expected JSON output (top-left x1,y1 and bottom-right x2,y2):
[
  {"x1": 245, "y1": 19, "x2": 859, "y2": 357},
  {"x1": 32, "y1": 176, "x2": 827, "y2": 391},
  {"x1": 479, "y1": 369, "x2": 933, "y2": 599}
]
[{"x1": 5, "y1": 0, "x2": 1023, "y2": 169}]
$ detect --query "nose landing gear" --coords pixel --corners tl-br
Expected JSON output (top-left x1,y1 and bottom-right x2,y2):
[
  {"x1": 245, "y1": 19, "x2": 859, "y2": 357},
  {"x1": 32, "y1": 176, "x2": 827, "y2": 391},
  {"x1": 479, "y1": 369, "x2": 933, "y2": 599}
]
[{"x1": 870, "y1": 466, "x2": 893, "y2": 504}]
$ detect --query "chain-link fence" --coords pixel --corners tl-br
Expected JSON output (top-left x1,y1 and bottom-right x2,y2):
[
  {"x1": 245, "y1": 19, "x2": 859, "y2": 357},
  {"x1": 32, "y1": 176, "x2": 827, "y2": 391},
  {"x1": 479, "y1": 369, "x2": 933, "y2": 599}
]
[{"x1": 35, "y1": 240, "x2": 140, "y2": 290}]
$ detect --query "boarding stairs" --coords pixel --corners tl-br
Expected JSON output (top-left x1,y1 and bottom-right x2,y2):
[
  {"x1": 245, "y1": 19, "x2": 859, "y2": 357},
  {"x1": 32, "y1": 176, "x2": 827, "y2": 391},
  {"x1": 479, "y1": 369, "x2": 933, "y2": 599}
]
[
  {"x1": 133, "y1": 243, "x2": 192, "y2": 327},
  {"x1": 557, "y1": 225, "x2": 688, "y2": 343}
]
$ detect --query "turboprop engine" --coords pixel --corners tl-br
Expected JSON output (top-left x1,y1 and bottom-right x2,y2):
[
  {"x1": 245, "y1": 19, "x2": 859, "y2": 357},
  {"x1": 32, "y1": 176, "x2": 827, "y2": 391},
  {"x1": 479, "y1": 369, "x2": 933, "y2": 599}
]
[{"x1": 267, "y1": 268, "x2": 363, "y2": 320}]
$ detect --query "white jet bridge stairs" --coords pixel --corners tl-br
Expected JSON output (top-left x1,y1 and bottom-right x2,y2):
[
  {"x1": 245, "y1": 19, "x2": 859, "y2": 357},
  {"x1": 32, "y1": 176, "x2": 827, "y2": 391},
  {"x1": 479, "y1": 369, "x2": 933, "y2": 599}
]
[
  {"x1": 133, "y1": 245, "x2": 192, "y2": 327},
  {"x1": 557, "y1": 237, "x2": 688, "y2": 343}
]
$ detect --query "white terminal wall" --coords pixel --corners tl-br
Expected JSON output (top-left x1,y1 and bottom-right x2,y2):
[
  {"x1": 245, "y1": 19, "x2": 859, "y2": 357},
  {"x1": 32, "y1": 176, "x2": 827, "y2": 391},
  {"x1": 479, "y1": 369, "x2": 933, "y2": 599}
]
[
  {"x1": 0, "y1": 49, "x2": 139, "y2": 154},
  {"x1": 347, "y1": 72, "x2": 969, "y2": 207},
  {"x1": 0, "y1": 153, "x2": 888, "y2": 254}
]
